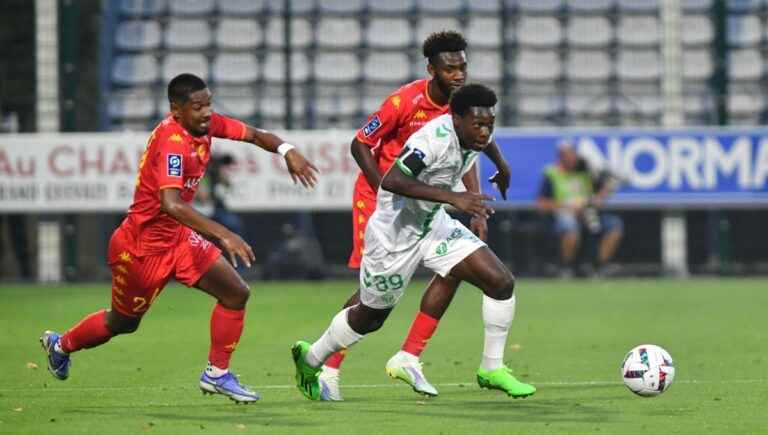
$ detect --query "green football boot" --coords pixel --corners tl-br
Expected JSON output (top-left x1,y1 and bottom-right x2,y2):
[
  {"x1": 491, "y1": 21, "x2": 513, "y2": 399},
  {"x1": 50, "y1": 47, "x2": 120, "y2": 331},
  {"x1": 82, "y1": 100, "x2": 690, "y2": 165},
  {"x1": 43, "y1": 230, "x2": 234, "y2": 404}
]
[
  {"x1": 476, "y1": 366, "x2": 536, "y2": 398},
  {"x1": 291, "y1": 341, "x2": 322, "y2": 401}
]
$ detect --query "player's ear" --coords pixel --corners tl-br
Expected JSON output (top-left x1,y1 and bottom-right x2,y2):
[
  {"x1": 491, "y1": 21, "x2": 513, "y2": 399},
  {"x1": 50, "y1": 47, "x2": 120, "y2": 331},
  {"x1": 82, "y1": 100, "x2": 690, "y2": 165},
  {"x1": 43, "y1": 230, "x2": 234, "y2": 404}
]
[
  {"x1": 426, "y1": 61, "x2": 436, "y2": 78},
  {"x1": 169, "y1": 101, "x2": 182, "y2": 118}
]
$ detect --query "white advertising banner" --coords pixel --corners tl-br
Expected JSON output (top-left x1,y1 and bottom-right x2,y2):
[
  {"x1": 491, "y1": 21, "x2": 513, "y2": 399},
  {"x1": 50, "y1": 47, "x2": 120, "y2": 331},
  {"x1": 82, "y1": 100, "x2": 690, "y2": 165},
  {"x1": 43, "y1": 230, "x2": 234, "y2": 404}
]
[{"x1": 0, "y1": 131, "x2": 360, "y2": 212}]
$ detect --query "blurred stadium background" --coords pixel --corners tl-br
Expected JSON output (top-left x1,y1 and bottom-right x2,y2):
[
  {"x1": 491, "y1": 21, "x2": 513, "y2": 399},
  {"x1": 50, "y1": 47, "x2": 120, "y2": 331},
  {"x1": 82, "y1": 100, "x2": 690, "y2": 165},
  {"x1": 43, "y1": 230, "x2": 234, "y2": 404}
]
[{"x1": 1, "y1": 0, "x2": 768, "y2": 283}]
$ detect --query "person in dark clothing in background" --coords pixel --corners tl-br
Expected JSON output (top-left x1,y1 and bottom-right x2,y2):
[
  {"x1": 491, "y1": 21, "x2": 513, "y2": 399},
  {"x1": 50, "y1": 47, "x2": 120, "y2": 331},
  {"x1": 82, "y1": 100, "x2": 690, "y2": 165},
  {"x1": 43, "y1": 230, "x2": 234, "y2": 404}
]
[{"x1": 0, "y1": 214, "x2": 32, "y2": 279}]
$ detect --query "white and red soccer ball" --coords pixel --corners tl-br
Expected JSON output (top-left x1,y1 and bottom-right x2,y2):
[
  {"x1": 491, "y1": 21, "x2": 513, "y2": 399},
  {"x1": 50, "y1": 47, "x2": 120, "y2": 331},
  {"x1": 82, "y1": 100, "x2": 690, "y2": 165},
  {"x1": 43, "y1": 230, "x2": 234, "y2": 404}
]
[{"x1": 621, "y1": 344, "x2": 675, "y2": 397}]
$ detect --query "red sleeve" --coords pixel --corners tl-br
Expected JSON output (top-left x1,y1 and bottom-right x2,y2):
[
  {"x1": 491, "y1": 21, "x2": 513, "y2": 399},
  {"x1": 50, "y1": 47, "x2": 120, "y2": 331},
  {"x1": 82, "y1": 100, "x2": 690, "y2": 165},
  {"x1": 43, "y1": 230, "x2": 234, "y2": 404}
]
[
  {"x1": 355, "y1": 93, "x2": 404, "y2": 148},
  {"x1": 209, "y1": 112, "x2": 247, "y2": 141},
  {"x1": 153, "y1": 133, "x2": 187, "y2": 191}
]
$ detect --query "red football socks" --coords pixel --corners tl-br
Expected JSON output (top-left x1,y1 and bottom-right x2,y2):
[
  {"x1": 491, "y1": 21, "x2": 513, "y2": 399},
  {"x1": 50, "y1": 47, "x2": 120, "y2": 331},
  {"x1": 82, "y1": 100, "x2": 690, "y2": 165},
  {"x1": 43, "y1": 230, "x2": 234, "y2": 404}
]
[
  {"x1": 401, "y1": 311, "x2": 439, "y2": 357},
  {"x1": 208, "y1": 303, "x2": 245, "y2": 369},
  {"x1": 324, "y1": 349, "x2": 347, "y2": 369},
  {"x1": 60, "y1": 309, "x2": 114, "y2": 354}
]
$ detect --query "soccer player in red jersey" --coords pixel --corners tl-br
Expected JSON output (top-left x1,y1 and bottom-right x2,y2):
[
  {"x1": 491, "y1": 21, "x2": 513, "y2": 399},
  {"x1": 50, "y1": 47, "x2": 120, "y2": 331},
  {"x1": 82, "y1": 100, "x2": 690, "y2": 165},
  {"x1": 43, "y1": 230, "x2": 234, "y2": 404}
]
[
  {"x1": 40, "y1": 74, "x2": 318, "y2": 403},
  {"x1": 315, "y1": 32, "x2": 511, "y2": 400}
]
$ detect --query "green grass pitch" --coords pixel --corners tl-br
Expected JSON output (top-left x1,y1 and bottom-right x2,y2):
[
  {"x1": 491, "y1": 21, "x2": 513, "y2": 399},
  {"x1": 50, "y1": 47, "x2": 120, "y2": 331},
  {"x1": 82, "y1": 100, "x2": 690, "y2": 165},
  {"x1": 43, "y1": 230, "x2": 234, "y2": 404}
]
[{"x1": 1, "y1": 278, "x2": 767, "y2": 434}]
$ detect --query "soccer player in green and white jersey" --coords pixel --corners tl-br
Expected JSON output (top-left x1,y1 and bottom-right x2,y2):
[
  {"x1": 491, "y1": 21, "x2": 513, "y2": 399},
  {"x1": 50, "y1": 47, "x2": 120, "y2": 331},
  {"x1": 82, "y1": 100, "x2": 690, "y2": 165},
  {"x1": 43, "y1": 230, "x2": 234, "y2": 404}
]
[{"x1": 292, "y1": 84, "x2": 536, "y2": 400}]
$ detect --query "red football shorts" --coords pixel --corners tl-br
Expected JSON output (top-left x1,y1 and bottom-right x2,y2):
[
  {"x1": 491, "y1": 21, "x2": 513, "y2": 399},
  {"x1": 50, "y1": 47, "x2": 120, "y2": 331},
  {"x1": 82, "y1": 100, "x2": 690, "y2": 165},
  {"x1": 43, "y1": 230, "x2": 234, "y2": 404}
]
[
  {"x1": 348, "y1": 190, "x2": 377, "y2": 269},
  {"x1": 107, "y1": 226, "x2": 221, "y2": 317}
]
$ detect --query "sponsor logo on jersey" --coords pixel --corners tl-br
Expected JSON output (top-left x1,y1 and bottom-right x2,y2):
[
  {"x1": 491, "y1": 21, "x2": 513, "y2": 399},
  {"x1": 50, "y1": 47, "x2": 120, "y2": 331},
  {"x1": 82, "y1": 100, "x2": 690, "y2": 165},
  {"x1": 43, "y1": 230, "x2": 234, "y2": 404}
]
[
  {"x1": 436, "y1": 125, "x2": 450, "y2": 138},
  {"x1": 413, "y1": 110, "x2": 427, "y2": 120},
  {"x1": 169, "y1": 133, "x2": 183, "y2": 143},
  {"x1": 167, "y1": 154, "x2": 182, "y2": 177},
  {"x1": 391, "y1": 95, "x2": 401, "y2": 109},
  {"x1": 362, "y1": 115, "x2": 382, "y2": 137}
]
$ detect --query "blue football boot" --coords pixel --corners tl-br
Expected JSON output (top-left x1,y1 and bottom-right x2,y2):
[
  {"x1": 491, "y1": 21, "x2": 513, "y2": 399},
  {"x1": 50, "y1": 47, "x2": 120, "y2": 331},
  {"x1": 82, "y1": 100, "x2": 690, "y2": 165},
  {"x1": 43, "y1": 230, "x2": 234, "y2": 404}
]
[
  {"x1": 40, "y1": 331, "x2": 71, "y2": 380},
  {"x1": 199, "y1": 371, "x2": 260, "y2": 404}
]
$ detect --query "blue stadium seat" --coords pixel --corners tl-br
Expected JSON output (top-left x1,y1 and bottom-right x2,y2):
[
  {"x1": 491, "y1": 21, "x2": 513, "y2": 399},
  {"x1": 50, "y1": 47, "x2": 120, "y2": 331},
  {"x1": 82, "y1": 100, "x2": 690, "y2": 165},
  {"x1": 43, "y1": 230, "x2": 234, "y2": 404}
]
[
  {"x1": 112, "y1": 54, "x2": 159, "y2": 85},
  {"x1": 215, "y1": 18, "x2": 261, "y2": 49},
  {"x1": 727, "y1": 15, "x2": 762, "y2": 47},
  {"x1": 168, "y1": 0, "x2": 214, "y2": 16},
  {"x1": 682, "y1": 0, "x2": 712, "y2": 13},
  {"x1": 118, "y1": 0, "x2": 167, "y2": 16},
  {"x1": 726, "y1": 0, "x2": 763, "y2": 13},
  {"x1": 617, "y1": 0, "x2": 659, "y2": 13},
  {"x1": 115, "y1": 20, "x2": 161, "y2": 51}
]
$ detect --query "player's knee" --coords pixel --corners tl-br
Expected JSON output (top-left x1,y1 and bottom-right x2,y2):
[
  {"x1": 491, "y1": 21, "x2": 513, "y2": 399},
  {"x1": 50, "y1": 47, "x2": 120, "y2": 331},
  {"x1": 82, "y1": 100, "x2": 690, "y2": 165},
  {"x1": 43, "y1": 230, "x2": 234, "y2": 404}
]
[
  {"x1": 222, "y1": 281, "x2": 250, "y2": 309},
  {"x1": 106, "y1": 313, "x2": 141, "y2": 335},
  {"x1": 487, "y1": 269, "x2": 515, "y2": 300}
]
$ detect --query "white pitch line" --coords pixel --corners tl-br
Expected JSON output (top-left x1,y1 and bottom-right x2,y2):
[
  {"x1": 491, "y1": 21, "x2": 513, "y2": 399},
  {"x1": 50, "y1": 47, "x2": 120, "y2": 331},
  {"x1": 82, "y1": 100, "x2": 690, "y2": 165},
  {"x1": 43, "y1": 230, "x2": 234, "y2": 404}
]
[{"x1": 0, "y1": 378, "x2": 765, "y2": 393}]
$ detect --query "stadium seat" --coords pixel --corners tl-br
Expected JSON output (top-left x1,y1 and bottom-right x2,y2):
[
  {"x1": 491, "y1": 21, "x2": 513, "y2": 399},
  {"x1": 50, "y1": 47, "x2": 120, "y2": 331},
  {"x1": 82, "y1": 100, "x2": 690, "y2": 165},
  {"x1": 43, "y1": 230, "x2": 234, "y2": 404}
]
[
  {"x1": 218, "y1": 0, "x2": 264, "y2": 16},
  {"x1": 314, "y1": 52, "x2": 361, "y2": 83},
  {"x1": 259, "y1": 88, "x2": 307, "y2": 127},
  {"x1": 467, "y1": 0, "x2": 501, "y2": 14},
  {"x1": 465, "y1": 17, "x2": 501, "y2": 49},
  {"x1": 212, "y1": 54, "x2": 258, "y2": 84},
  {"x1": 617, "y1": 94, "x2": 662, "y2": 118},
  {"x1": 118, "y1": 0, "x2": 167, "y2": 16},
  {"x1": 565, "y1": 93, "x2": 612, "y2": 125},
  {"x1": 566, "y1": 16, "x2": 612, "y2": 47},
  {"x1": 681, "y1": 15, "x2": 713, "y2": 47},
  {"x1": 617, "y1": 50, "x2": 660, "y2": 82},
  {"x1": 683, "y1": 91, "x2": 715, "y2": 124},
  {"x1": 727, "y1": 91, "x2": 764, "y2": 119},
  {"x1": 682, "y1": 49, "x2": 713, "y2": 82},
  {"x1": 168, "y1": 0, "x2": 214, "y2": 16},
  {"x1": 727, "y1": 15, "x2": 762, "y2": 47},
  {"x1": 362, "y1": 52, "x2": 410, "y2": 83},
  {"x1": 728, "y1": 49, "x2": 763, "y2": 81},
  {"x1": 565, "y1": 50, "x2": 612, "y2": 82},
  {"x1": 317, "y1": 18, "x2": 362, "y2": 48},
  {"x1": 215, "y1": 19, "x2": 261, "y2": 49},
  {"x1": 314, "y1": 92, "x2": 359, "y2": 117},
  {"x1": 368, "y1": 0, "x2": 414, "y2": 14},
  {"x1": 265, "y1": 18, "x2": 312, "y2": 48},
  {"x1": 417, "y1": 0, "x2": 463, "y2": 14},
  {"x1": 415, "y1": 17, "x2": 462, "y2": 43},
  {"x1": 263, "y1": 51, "x2": 310, "y2": 82},
  {"x1": 515, "y1": 93, "x2": 563, "y2": 119},
  {"x1": 366, "y1": 18, "x2": 413, "y2": 48},
  {"x1": 682, "y1": 0, "x2": 712, "y2": 13},
  {"x1": 108, "y1": 90, "x2": 156, "y2": 119},
  {"x1": 565, "y1": 0, "x2": 614, "y2": 13},
  {"x1": 165, "y1": 19, "x2": 211, "y2": 50},
  {"x1": 617, "y1": 0, "x2": 659, "y2": 13},
  {"x1": 617, "y1": 16, "x2": 661, "y2": 47},
  {"x1": 514, "y1": 17, "x2": 563, "y2": 48},
  {"x1": 112, "y1": 54, "x2": 159, "y2": 85},
  {"x1": 514, "y1": 0, "x2": 564, "y2": 13},
  {"x1": 514, "y1": 50, "x2": 561, "y2": 81},
  {"x1": 468, "y1": 50, "x2": 502, "y2": 85},
  {"x1": 264, "y1": 0, "x2": 315, "y2": 15},
  {"x1": 726, "y1": 0, "x2": 763, "y2": 12},
  {"x1": 161, "y1": 53, "x2": 209, "y2": 82},
  {"x1": 213, "y1": 86, "x2": 257, "y2": 119},
  {"x1": 318, "y1": 0, "x2": 364, "y2": 14},
  {"x1": 114, "y1": 20, "x2": 161, "y2": 51}
]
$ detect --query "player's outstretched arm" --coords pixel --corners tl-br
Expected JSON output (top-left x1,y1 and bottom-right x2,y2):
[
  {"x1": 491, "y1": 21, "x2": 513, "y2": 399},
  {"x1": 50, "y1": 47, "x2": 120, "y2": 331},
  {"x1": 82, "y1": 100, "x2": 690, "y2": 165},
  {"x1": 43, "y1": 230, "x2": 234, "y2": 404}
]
[
  {"x1": 483, "y1": 140, "x2": 511, "y2": 200},
  {"x1": 241, "y1": 125, "x2": 319, "y2": 188},
  {"x1": 351, "y1": 137, "x2": 383, "y2": 191},
  {"x1": 160, "y1": 188, "x2": 255, "y2": 268},
  {"x1": 381, "y1": 164, "x2": 494, "y2": 219}
]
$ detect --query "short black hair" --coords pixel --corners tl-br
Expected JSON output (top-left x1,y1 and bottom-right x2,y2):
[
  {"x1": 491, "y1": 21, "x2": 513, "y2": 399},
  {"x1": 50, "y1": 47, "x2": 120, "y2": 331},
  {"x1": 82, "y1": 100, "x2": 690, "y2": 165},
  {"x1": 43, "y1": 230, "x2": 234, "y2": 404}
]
[
  {"x1": 449, "y1": 84, "x2": 497, "y2": 116},
  {"x1": 167, "y1": 73, "x2": 207, "y2": 104},
  {"x1": 422, "y1": 31, "x2": 467, "y2": 64}
]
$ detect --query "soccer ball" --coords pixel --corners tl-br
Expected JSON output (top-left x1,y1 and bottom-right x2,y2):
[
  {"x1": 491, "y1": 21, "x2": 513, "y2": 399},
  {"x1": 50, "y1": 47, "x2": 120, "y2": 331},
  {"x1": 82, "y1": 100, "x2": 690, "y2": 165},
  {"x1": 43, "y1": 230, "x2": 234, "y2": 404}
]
[{"x1": 620, "y1": 344, "x2": 675, "y2": 397}]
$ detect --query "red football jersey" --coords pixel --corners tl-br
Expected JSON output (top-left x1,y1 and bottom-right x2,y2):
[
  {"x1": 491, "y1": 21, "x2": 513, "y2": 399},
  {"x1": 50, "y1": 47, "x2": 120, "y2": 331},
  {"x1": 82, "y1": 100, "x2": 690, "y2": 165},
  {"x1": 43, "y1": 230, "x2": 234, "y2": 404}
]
[
  {"x1": 120, "y1": 113, "x2": 246, "y2": 256},
  {"x1": 354, "y1": 79, "x2": 450, "y2": 199}
]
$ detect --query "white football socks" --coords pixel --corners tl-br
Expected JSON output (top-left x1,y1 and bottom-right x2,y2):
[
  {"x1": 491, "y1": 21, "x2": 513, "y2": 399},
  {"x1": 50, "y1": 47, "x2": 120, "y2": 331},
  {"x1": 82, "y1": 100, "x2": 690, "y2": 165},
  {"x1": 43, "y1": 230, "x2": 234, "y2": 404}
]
[
  {"x1": 306, "y1": 307, "x2": 364, "y2": 368},
  {"x1": 205, "y1": 363, "x2": 228, "y2": 378},
  {"x1": 480, "y1": 293, "x2": 516, "y2": 371}
]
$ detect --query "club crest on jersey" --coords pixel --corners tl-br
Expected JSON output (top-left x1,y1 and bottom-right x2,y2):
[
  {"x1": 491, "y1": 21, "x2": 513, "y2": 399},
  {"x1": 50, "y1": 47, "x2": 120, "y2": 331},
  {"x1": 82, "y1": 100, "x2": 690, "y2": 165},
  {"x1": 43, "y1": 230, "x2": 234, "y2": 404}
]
[
  {"x1": 167, "y1": 154, "x2": 182, "y2": 177},
  {"x1": 362, "y1": 116, "x2": 382, "y2": 137}
]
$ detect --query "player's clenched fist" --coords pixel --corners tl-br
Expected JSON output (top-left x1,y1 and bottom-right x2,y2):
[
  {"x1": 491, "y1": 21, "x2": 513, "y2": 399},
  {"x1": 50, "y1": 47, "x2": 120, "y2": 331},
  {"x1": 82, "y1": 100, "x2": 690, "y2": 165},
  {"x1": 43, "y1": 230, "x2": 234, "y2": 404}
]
[
  {"x1": 219, "y1": 231, "x2": 255, "y2": 269},
  {"x1": 450, "y1": 191, "x2": 495, "y2": 219},
  {"x1": 284, "y1": 149, "x2": 319, "y2": 189}
]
